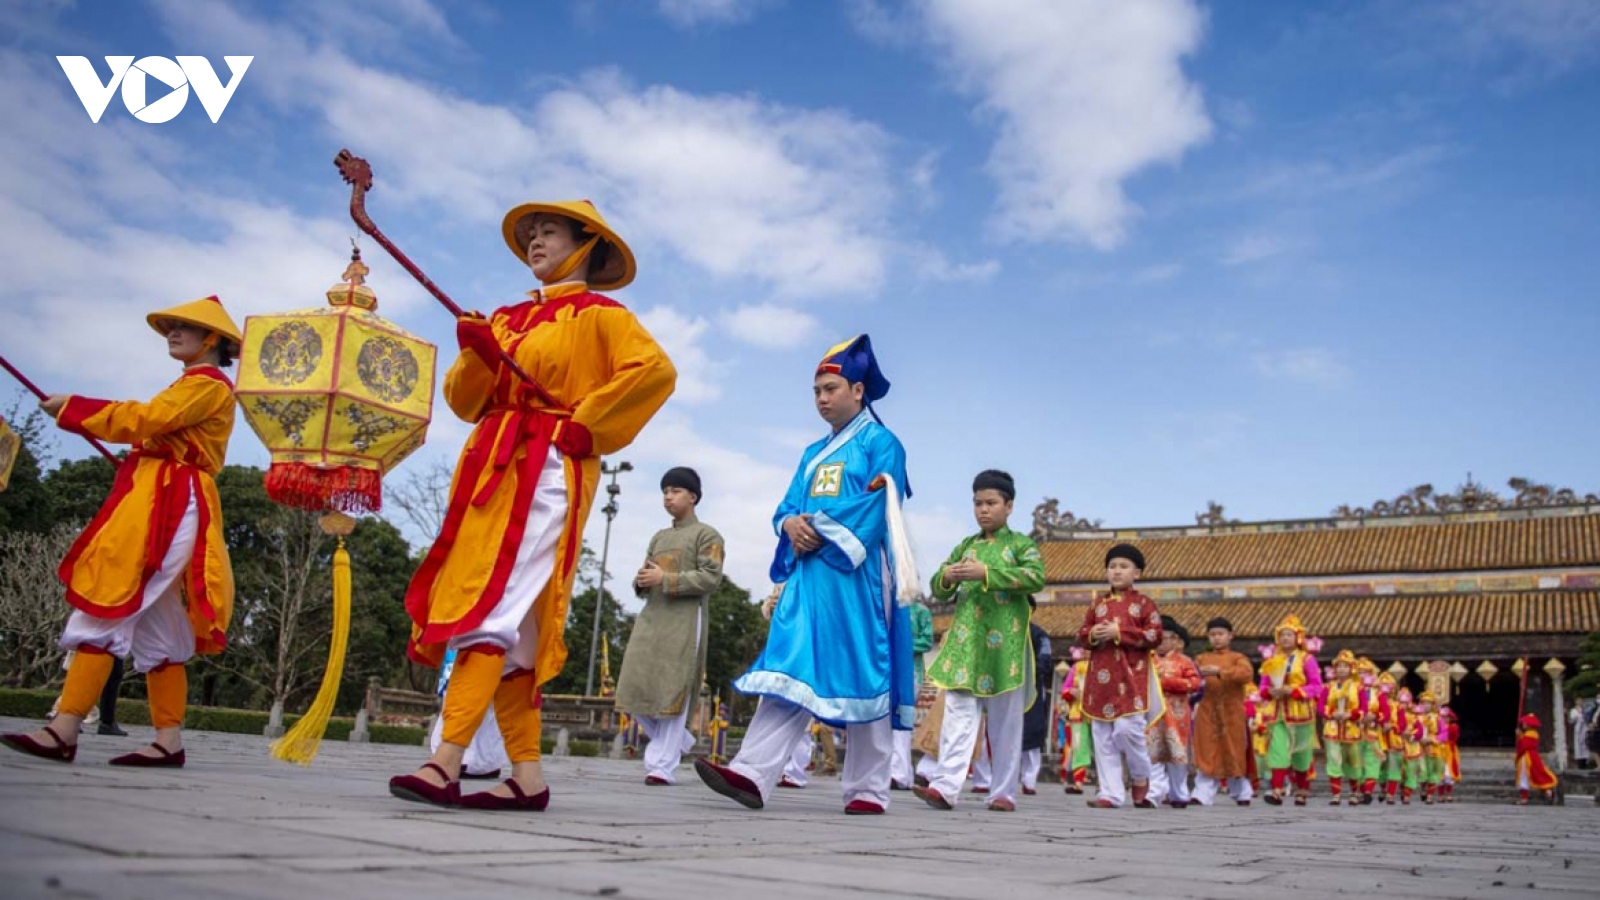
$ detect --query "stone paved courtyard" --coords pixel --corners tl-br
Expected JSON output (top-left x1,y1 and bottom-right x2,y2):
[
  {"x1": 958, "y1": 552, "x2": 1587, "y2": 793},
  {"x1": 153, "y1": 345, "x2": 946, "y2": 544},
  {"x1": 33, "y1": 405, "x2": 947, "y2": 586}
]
[{"x1": 1, "y1": 717, "x2": 1594, "y2": 900}]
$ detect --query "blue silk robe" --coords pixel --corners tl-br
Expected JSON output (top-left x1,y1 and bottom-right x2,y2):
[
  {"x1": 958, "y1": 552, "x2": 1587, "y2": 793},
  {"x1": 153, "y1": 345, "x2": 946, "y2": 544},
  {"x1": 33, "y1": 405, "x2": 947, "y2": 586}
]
[{"x1": 734, "y1": 411, "x2": 915, "y2": 729}]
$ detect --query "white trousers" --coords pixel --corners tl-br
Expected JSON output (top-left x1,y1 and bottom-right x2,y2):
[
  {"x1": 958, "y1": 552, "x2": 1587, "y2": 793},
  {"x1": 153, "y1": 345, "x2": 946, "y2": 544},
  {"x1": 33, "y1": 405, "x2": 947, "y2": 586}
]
[
  {"x1": 891, "y1": 728, "x2": 914, "y2": 788},
  {"x1": 447, "y1": 448, "x2": 568, "y2": 674},
  {"x1": 972, "y1": 735, "x2": 992, "y2": 789},
  {"x1": 1021, "y1": 748, "x2": 1042, "y2": 790},
  {"x1": 1192, "y1": 773, "x2": 1254, "y2": 805},
  {"x1": 61, "y1": 493, "x2": 198, "y2": 673},
  {"x1": 730, "y1": 697, "x2": 894, "y2": 807},
  {"x1": 636, "y1": 707, "x2": 696, "y2": 783},
  {"x1": 784, "y1": 729, "x2": 813, "y2": 786},
  {"x1": 1091, "y1": 716, "x2": 1153, "y2": 808},
  {"x1": 429, "y1": 707, "x2": 509, "y2": 774},
  {"x1": 928, "y1": 688, "x2": 1025, "y2": 807},
  {"x1": 1148, "y1": 762, "x2": 1192, "y2": 804}
]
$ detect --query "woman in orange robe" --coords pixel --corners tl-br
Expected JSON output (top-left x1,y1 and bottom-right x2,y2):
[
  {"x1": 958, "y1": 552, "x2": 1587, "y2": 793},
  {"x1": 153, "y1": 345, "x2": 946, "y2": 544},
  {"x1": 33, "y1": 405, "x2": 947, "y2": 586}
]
[
  {"x1": 389, "y1": 200, "x2": 676, "y2": 811},
  {"x1": 2, "y1": 296, "x2": 240, "y2": 768}
]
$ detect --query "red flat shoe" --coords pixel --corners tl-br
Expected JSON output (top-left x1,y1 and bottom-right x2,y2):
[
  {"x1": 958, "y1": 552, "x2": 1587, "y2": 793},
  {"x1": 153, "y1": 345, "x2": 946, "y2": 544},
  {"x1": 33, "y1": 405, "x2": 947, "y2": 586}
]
[
  {"x1": 695, "y1": 758, "x2": 763, "y2": 809},
  {"x1": 844, "y1": 799, "x2": 885, "y2": 815},
  {"x1": 1022, "y1": 786, "x2": 1037, "y2": 795},
  {"x1": 459, "y1": 778, "x2": 550, "y2": 811},
  {"x1": 1063, "y1": 784, "x2": 1084, "y2": 795},
  {"x1": 109, "y1": 742, "x2": 185, "y2": 768},
  {"x1": 1, "y1": 726, "x2": 77, "y2": 763},
  {"x1": 970, "y1": 786, "x2": 990, "y2": 795},
  {"x1": 988, "y1": 798, "x2": 1016, "y2": 812},
  {"x1": 913, "y1": 785, "x2": 953, "y2": 810},
  {"x1": 777, "y1": 777, "x2": 805, "y2": 789},
  {"x1": 1087, "y1": 798, "x2": 1117, "y2": 809},
  {"x1": 645, "y1": 775, "x2": 671, "y2": 786},
  {"x1": 389, "y1": 762, "x2": 460, "y2": 807}
]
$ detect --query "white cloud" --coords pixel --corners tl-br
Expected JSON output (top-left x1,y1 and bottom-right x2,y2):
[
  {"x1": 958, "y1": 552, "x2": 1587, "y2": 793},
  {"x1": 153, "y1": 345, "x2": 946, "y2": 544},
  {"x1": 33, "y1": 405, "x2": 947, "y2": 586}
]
[
  {"x1": 1253, "y1": 348, "x2": 1351, "y2": 387},
  {"x1": 637, "y1": 306, "x2": 720, "y2": 404},
  {"x1": 1221, "y1": 233, "x2": 1289, "y2": 266},
  {"x1": 719, "y1": 304, "x2": 819, "y2": 349},
  {"x1": 1443, "y1": 0, "x2": 1600, "y2": 78},
  {"x1": 658, "y1": 0, "x2": 778, "y2": 27},
  {"x1": 892, "y1": 0, "x2": 1213, "y2": 248},
  {"x1": 158, "y1": 2, "x2": 901, "y2": 299}
]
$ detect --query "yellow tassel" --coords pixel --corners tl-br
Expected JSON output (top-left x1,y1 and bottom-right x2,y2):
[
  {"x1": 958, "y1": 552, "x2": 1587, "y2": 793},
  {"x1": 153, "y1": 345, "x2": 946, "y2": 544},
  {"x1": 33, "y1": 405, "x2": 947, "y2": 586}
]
[{"x1": 271, "y1": 536, "x2": 352, "y2": 766}]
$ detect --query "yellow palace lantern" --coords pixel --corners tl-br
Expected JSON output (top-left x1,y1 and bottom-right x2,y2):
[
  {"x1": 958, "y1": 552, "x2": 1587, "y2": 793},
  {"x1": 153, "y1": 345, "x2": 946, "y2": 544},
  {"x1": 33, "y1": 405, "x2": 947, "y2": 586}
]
[
  {"x1": 236, "y1": 247, "x2": 436, "y2": 764},
  {"x1": 237, "y1": 247, "x2": 435, "y2": 514}
]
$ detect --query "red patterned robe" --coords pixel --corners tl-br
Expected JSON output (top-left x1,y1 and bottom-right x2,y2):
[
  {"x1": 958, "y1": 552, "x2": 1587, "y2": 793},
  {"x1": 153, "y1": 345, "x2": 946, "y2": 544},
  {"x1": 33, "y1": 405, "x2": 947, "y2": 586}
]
[{"x1": 1076, "y1": 589, "x2": 1164, "y2": 722}]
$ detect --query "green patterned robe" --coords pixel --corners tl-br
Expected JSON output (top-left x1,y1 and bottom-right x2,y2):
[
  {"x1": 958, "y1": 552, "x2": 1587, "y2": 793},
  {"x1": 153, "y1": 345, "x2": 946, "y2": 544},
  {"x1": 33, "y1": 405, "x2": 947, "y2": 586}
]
[{"x1": 925, "y1": 526, "x2": 1045, "y2": 697}]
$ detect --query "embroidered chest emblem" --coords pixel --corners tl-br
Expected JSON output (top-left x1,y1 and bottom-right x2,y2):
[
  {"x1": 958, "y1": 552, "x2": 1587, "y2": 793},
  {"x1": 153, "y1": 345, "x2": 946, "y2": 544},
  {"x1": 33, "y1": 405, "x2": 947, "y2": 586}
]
[
  {"x1": 1129, "y1": 603, "x2": 1142, "y2": 617},
  {"x1": 810, "y1": 462, "x2": 844, "y2": 497}
]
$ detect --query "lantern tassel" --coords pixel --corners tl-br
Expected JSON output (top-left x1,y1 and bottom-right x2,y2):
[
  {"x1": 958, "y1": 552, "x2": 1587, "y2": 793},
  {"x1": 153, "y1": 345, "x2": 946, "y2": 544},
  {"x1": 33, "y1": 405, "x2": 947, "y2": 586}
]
[
  {"x1": 265, "y1": 463, "x2": 382, "y2": 514},
  {"x1": 271, "y1": 536, "x2": 352, "y2": 766}
]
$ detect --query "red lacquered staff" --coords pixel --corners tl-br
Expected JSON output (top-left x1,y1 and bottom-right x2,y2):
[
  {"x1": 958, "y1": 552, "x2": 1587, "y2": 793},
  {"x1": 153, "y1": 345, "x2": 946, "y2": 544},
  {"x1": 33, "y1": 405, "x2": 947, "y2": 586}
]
[
  {"x1": 333, "y1": 149, "x2": 561, "y2": 410},
  {"x1": 0, "y1": 355, "x2": 119, "y2": 463}
]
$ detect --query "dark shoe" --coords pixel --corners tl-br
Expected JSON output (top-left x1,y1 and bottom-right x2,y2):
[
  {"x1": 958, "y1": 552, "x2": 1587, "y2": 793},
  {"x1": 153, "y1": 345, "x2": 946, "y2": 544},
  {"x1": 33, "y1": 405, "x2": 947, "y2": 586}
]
[
  {"x1": 389, "y1": 762, "x2": 460, "y2": 807},
  {"x1": 1022, "y1": 786, "x2": 1037, "y2": 796},
  {"x1": 913, "y1": 785, "x2": 953, "y2": 810},
  {"x1": 913, "y1": 774, "x2": 929, "y2": 788},
  {"x1": 1063, "y1": 784, "x2": 1084, "y2": 795},
  {"x1": 645, "y1": 775, "x2": 671, "y2": 786},
  {"x1": 461, "y1": 768, "x2": 502, "y2": 780},
  {"x1": 970, "y1": 786, "x2": 990, "y2": 795},
  {"x1": 1236, "y1": 799, "x2": 1251, "y2": 807},
  {"x1": 97, "y1": 723, "x2": 129, "y2": 737},
  {"x1": 988, "y1": 798, "x2": 1016, "y2": 812},
  {"x1": 109, "y1": 743, "x2": 184, "y2": 768},
  {"x1": 1165, "y1": 799, "x2": 1188, "y2": 809},
  {"x1": 844, "y1": 799, "x2": 885, "y2": 815},
  {"x1": 695, "y1": 758, "x2": 763, "y2": 809},
  {"x1": 459, "y1": 778, "x2": 550, "y2": 811},
  {"x1": 890, "y1": 780, "x2": 912, "y2": 791},
  {"x1": 0, "y1": 727, "x2": 77, "y2": 763}
]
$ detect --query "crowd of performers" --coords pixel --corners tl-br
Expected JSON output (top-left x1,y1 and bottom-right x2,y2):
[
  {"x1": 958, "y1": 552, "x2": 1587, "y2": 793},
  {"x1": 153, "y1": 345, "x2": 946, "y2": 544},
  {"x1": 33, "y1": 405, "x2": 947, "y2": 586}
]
[{"x1": 1, "y1": 196, "x2": 1564, "y2": 814}]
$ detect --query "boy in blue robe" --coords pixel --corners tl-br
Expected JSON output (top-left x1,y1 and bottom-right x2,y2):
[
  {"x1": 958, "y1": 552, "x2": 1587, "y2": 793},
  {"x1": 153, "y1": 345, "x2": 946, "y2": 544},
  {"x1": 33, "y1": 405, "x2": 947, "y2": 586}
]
[{"x1": 696, "y1": 335, "x2": 916, "y2": 815}]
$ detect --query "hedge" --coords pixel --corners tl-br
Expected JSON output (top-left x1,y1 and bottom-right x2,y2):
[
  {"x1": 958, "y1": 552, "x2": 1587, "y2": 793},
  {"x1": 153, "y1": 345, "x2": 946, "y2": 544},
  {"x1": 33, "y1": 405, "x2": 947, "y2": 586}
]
[{"x1": 0, "y1": 688, "x2": 427, "y2": 747}]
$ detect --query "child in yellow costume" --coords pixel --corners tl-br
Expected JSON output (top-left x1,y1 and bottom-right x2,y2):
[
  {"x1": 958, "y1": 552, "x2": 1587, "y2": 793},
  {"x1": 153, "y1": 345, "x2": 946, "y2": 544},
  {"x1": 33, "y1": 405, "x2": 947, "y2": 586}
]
[
  {"x1": 1257, "y1": 614, "x2": 1323, "y2": 806},
  {"x1": 1320, "y1": 649, "x2": 1362, "y2": 806},
  {"x1": 1417, "y1": 690, "x2": 1444, "y2": 803},
  {"x1": 389, "y1": 200, "x2": 675, "y2": 811},
  {"x1": 2, "y1": 297, "x2": 240, "y2": 768}
]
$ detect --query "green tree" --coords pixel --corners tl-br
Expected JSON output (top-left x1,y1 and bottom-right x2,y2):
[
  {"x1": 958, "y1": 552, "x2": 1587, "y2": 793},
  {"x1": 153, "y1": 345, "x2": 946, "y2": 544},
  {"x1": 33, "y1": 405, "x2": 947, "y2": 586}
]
[
  {"x1": 0, "y1": 402, "x2": 55, "y2": 534},
  {"x1": 41, "y1": 454, "x2": 117, "y2": 527},
  {"x1": 1567, "y1": 630, "x2": 1600, "y2": 700},
  {"x1": 703, "y1": 578, "x2": 769, "y2": 718},
  {"x1": 547, "y1": 585, "x2": 633, "y2": 696}
]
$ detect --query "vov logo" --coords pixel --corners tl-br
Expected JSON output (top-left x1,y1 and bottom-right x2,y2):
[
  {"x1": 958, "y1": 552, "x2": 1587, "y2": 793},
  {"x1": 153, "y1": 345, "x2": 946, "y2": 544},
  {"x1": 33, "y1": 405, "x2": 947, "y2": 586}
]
[{"x1": 58, "y1": 56, "x2": 253, "y2": 124}]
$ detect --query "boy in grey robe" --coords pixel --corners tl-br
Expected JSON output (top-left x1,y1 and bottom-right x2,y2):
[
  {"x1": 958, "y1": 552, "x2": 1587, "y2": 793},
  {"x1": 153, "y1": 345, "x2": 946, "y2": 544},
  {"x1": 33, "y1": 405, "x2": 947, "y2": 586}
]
[{"x1": 616, "y1": 467, "x2": 725, "y2": 784}]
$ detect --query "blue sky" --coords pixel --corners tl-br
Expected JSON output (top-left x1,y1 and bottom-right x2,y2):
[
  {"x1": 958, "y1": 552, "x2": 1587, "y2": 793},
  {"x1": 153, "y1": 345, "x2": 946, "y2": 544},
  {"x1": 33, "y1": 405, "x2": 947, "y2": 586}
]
[{"x1": 3, "y1": 0, "x2": 1598, "y2": 599}]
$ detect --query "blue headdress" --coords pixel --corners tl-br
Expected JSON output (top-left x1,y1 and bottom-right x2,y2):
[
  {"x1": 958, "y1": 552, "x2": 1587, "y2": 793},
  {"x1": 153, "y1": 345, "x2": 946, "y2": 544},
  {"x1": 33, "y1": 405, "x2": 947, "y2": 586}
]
[{"x1": 816, "y1": 334, "x2": 890, "y2": 420}]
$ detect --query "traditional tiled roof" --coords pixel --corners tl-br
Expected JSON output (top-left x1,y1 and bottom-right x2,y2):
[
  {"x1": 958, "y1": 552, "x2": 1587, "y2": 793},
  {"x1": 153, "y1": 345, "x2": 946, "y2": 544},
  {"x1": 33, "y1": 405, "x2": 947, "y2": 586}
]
[
  {"x1": 1004, "y1": 590, "x2": 1600, "y2": 641},
  {"x1": 1039, "y1": 515, "x2": 1600, "y2": 584}
]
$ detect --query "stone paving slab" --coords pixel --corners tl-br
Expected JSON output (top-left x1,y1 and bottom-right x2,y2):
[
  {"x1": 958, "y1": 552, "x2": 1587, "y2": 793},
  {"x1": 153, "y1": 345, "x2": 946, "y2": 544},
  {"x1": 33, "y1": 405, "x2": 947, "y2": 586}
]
[{"x1": 1, "y1": 717, "x2": 1593, "y2": 899}]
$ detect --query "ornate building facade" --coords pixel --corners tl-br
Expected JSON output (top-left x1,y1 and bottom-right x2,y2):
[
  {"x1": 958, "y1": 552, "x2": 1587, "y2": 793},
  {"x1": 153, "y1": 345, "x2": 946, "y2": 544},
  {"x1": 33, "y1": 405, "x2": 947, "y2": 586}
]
[{"x1": 1014, "y1": 477, "x2": 1600, "y2": 748}]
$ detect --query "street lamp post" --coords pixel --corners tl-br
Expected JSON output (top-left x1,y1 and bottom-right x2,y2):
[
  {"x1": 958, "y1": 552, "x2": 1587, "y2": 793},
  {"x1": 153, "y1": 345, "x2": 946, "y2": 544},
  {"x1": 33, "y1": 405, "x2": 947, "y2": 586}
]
[{"x1": 585, "y1": 460, "x2": 632, "y2": 697}]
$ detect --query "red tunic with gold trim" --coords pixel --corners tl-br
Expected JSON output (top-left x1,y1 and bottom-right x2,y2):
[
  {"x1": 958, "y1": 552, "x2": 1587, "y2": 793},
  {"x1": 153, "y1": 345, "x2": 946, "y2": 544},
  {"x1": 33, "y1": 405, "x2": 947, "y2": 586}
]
[
  {"x1": 54, "y1": 367, "x2": 237, "y2": 653},
  {"x1": 404, "y1": 284, "x2": 675, "y2": 683},
  {"x1": 1076, "y1": 589, "x2": 1164, "y2": 722}
]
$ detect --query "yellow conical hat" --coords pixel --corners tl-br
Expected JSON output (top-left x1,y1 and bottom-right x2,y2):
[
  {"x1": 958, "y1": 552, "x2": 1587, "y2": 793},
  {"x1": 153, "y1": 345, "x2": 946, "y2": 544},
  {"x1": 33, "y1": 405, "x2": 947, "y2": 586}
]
[
  {"x1": 501, "y1": 199, "x2": 635, "y2": 290},
  {"x1": 147, "y1": 295, "x2": 242, "y2": 346},
  {"x1": 1332, "y1": 649, "x2": 1357, "y2": 668}
]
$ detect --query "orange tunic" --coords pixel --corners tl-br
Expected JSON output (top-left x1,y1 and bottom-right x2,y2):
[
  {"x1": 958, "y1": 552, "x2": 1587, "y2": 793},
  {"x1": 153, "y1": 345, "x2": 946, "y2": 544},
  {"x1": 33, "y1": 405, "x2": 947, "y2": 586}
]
[
  {"x1": 1192, "y1": 649, "x2": 1254, "y2": 779},
  {"x1": 54, "y1": 367, "x2": 237, "y2": 653},
  {"x1": 405, "y1": 284, "x2": 675, "y2": 685}
]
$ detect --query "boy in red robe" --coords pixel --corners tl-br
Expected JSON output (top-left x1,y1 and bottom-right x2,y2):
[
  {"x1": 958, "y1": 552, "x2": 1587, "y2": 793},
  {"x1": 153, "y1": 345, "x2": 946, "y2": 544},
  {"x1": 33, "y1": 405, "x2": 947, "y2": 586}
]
[{"x1": 1077, "y1": 543, "x2": 1164, "y2": 809}]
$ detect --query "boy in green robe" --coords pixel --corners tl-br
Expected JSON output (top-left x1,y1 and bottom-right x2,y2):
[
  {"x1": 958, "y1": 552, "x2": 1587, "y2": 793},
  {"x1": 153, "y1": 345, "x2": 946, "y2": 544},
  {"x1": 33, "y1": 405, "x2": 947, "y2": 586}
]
[
  {"x1": 615, "y1": 467, "x2": 725, "y2": 785},
  {"x1": 914, "y1": 470, "x2": 1045, "y2": 812}
]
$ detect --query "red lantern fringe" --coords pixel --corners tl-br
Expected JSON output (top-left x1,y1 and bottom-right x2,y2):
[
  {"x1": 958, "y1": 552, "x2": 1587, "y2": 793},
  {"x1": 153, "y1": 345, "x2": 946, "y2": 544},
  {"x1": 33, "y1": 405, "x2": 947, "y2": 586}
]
[{"x1": 264, "y1": 462, "x2": 382, "y2": 514}]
